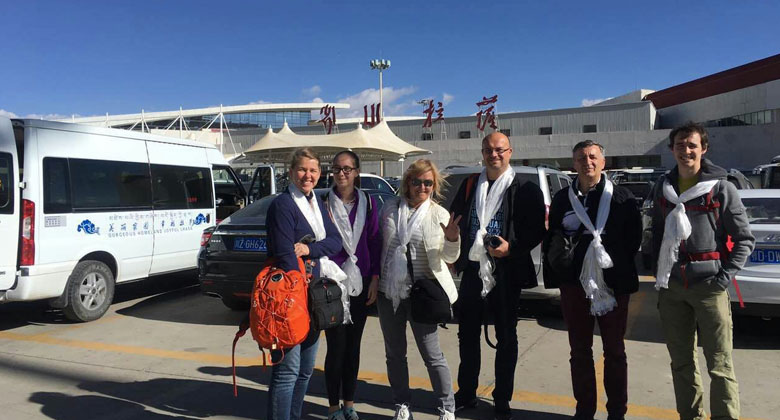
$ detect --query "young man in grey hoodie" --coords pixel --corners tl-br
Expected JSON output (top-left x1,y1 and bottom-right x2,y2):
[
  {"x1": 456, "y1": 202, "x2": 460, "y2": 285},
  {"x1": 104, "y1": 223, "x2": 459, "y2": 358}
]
[{"x1": 650, "y1": 122, "x2": 755, "y2": 420}]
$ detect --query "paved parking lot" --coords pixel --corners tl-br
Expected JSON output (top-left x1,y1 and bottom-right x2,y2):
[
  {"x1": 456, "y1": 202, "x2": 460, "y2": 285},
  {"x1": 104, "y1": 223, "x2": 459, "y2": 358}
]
[{"x1": 0, "y1": 272, "x2": 779, "y2": 420}]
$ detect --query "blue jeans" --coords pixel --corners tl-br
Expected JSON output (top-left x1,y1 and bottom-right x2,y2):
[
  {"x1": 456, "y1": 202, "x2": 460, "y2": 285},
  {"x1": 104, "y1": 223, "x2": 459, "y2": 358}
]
[{"x1": 267, "y1": 330, "x2": 320, "y2": 420}]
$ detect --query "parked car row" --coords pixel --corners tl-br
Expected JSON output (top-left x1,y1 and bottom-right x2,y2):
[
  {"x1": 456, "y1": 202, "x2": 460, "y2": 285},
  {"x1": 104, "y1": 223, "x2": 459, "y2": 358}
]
[
  {"x1": 198, "y1": 188, "x2": 395, "y2": 309},
  {"x1": 198, "y1": 165, "x2": 572, "y2": 309}
]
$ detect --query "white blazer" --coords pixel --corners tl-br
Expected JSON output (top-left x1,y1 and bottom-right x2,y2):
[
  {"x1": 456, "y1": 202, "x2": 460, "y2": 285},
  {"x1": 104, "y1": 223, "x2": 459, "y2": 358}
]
[{"x1": 380, "y1": 197, "x2": 460, "y2": 304}]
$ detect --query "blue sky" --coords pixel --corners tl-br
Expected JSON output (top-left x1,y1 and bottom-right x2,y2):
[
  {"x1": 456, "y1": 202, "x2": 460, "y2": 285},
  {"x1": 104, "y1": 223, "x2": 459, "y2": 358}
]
[{"x1": 1, "y1": 0, "x2": 778, "y2": 120}]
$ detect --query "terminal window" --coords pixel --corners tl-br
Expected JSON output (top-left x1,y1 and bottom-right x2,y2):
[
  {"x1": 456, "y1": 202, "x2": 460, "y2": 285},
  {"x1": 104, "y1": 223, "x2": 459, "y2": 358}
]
[
  {"x1": 583, "y1": 124, "x2": 597, "y2": 133},
  {"x1": 458, "y1": 131, "x2": 471, "y2": 139},
  {"x1": 539, "y1": 127, "x2": 552, "y2": 135},
  {"x1": 421, "y1": 133, "x2": 433, "y2": 141}
]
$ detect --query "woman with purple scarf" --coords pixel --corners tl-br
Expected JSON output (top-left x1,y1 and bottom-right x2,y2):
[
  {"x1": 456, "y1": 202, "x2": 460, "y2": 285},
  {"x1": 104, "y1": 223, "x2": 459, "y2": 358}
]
[{"x1": 323, "y1": 150, "x2": 382, "y2": 420}]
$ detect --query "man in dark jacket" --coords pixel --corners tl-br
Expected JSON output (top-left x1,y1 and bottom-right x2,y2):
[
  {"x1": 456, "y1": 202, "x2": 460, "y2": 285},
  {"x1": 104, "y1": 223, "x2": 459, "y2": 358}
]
[
  {"x1": 449, "y1": 132, "x2": 546, "y2": 420},
  {"x1": 650, "y1": 122, "x2": 754, "y2": 420},
  {"x1": 543, "y1": 140, "x2": 642, "y2": 420}
]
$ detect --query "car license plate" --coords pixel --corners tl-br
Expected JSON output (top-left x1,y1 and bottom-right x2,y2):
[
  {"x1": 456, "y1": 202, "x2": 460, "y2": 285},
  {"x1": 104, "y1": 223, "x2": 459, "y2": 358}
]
[
  {"x1": 749, "y1": 248, "x2": 780, "y2": 264},
  {"x1": 233, "y1": 237, "x2": 267, "y2": 252}
]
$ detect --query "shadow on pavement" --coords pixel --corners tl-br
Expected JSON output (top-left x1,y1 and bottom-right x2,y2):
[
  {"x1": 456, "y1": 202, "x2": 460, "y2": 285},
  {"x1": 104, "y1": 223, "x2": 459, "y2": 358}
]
[
  {"x1": 0, "y1": 271, "x2": 202, "y2": 331},
  {"x1": 115, "y1": 286, "x2": 249, "y2": 326},
  {"x1": 29, "y1": 391, "x2": 193, "y2": 420}
]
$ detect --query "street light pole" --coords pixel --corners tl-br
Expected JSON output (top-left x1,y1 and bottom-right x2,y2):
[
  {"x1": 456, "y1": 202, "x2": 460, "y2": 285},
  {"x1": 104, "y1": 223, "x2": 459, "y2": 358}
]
[{"x1": 370, "y1": 59, "x2": 391, "y2": 119}]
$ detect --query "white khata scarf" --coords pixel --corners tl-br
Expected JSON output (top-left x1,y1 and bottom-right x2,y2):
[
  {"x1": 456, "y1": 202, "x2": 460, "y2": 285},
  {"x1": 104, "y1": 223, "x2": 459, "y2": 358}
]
[
  {"x1": 468, "y1": 167, "x2": 516, "y2": 297},
  {"x1": 568, "y1": 177, "x2": 617, "y2": 316},
  {"x1": 386, "y1": 198, "x2": 431, "y2": 312},
  {"x1": 327, "y1": 188, "x2": 368, "y2": 298},
  {"x1": 288, "y1": 185, "x2": 350, "y2": 323},
  {"x1": 655, "y1": 178, "x2": 719, "y2": 290}
]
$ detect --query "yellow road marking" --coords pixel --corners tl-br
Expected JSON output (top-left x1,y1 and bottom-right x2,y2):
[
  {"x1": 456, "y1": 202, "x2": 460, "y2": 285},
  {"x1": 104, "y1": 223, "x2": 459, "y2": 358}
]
[{"x1": 0, "y1": 303, "x2": 767, "y2": 420}]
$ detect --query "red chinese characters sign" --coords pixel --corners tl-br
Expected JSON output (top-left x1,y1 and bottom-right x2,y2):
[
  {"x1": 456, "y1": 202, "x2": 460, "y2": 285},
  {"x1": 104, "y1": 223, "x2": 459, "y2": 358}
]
[
  {"x1": 422, "y1": 100, "x2": 444, "y2": 128},
  {"x1": 363, "y1": 103, "x2": 381, "y2": 127},
  {"x1": 318, "y1": 105, "x2": 336, "y2": 134},
  {"x1": 476, "y1": 94, "x2": 498, "y2": 131}
]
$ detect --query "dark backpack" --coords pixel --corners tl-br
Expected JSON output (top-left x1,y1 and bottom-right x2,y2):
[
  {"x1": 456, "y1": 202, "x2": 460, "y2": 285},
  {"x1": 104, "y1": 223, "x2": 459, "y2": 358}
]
[{"x1": 307, "y1": 274, "x2": 344, "y2": 330}]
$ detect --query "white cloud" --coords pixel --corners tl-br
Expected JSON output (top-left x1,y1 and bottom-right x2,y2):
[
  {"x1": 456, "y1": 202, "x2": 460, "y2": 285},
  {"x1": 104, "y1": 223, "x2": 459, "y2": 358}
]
[
  {"x1": 302, "y1": 85, "x2": 322, "y2": 97},
  {"x1": 581, "y1": 97, "x2": 613, "y2": 107},
  {"x1": 0, "y1": 109, "x2": 73, "y2": 120},
  {"x1": 0, "y1": 109, "x2": 18, "y2": 118},
  {"x1": 249, "y1": 99, "x2": 270, "y2": 105},
  {"x1": 25, "y1": 113, "x2": 72, "y2": 120},
  {"x1": 442, "y1": 93, "x2": 454, "y2": 105},
  {"x1": 311, "y1": 97, "x2": 324, "y2": 103},
  {"x1": 336, "y1": 86, "x2": 418, "y2": 117}
]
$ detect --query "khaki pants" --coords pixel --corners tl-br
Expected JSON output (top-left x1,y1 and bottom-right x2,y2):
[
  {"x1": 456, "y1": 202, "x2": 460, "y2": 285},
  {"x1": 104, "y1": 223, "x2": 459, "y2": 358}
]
[{"x1": 658, "y1": 280, "x2": 739, "y2": 420}]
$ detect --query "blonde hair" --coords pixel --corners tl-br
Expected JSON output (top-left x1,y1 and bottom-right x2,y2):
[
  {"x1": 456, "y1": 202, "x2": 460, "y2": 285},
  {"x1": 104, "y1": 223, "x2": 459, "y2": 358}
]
[
  {"x1": 400, "y1": 158, "x2": 448, "y2": 203},
  {"x1": 288, "y1": 147, "x2": 321, "y2": 169}
]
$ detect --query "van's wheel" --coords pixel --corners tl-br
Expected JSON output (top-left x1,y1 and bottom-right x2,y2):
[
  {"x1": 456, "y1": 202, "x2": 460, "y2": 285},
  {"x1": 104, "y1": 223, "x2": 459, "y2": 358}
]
[{"x1": 63, "y1": 260, "x2": 115, "y2": 322}]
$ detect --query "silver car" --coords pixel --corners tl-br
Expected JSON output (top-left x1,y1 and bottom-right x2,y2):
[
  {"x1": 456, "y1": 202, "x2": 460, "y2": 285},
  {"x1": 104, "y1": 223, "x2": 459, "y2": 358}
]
[
  {"x1": 730, "y1": 189, "x2": 780, "y2": 318},
  {"x1": 441, "y1": 165, "x2": 573, "y2": 300}
]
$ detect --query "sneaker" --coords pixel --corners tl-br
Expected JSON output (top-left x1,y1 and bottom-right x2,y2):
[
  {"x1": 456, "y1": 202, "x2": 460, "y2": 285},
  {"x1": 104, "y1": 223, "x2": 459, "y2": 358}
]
[
  {"x1": 454, "y1": 394, "x2": 478, "y2": 412},
  {"x1": 438, "y1": 407, "x2": 456, "y2": 420},
  {"x1": 342, "y1": 406, "x2": 360, "y2": 420},
  {"x1": 392, "y1": 403, "x2": 412, "y2": 420},
  {"x1": 327, "y1": 409, "x2": 346, "y2": 420}
]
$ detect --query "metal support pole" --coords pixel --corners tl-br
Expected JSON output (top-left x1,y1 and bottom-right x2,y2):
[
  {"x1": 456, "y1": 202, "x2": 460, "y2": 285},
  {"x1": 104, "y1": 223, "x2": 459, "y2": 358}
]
[{"x1": 219, "y1": 104, "x2": 224, "y2": 154}]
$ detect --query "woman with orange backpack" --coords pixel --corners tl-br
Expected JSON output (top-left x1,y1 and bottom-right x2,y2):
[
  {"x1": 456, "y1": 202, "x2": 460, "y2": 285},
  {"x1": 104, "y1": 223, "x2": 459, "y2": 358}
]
[
  {"x1": 265, "y1": 147, "x2": 344, "y2": 420},
  {"x1": 323, "y1": 150, "x2": 382, "y2": 420}
]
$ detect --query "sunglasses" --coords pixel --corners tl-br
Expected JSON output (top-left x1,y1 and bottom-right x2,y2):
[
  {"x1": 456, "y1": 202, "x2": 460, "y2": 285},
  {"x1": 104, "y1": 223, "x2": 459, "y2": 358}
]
[
  {"x1": 331, "y1": 166, "x2": 356, "y2": 175},
  {"x1": 410, "y1": 178, "x2": 434, "y2": 187}
]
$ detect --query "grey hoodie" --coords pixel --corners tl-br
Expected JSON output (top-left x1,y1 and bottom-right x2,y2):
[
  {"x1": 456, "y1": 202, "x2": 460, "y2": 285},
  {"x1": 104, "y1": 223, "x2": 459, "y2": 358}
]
[{"x1": 650, "y1": 159, "x2": 755, "y2": 289}]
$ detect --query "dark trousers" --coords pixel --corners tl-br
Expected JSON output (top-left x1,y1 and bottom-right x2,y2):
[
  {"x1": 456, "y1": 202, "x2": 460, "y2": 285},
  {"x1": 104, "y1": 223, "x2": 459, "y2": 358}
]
[
  {"x1": 324, "y1": 278, "x2": 370, "y2": 406},
  {"x1": 456, "y1": 266, "x2": 520, "y2": 403},
  {"x1": 560, "y1": 283, "x2": 630, "y2": 420}
]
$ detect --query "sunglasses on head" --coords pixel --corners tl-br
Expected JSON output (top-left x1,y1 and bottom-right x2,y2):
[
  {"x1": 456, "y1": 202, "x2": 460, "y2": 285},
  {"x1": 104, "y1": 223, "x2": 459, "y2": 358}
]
[{"x1": 410, "y1": 178, "x2": 434, "y2": 187}]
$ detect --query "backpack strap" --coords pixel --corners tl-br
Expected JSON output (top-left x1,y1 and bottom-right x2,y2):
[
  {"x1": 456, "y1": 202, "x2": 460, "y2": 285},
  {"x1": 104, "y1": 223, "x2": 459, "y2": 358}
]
[{"x1": 463, "y1": 173, "x2": 480, "y2": 204}]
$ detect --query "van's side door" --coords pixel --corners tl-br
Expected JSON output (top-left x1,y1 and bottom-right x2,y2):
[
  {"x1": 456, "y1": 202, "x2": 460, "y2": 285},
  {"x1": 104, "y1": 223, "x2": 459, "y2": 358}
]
[{"x1": 0, "y1": 118, "x2": 19, "y2": 290}]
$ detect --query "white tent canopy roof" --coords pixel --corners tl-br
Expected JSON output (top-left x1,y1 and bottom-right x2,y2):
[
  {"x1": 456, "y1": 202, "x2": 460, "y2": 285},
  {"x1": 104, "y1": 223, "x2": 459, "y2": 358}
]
[{"x1": 244, "y1": 120, "x2": 431, "y2": 162}]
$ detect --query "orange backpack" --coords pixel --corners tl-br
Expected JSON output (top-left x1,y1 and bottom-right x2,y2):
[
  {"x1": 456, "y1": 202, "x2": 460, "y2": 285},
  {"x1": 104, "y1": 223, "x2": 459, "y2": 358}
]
[{"x1": 232, "y1": 257, "x2": 310, "y2": 396}]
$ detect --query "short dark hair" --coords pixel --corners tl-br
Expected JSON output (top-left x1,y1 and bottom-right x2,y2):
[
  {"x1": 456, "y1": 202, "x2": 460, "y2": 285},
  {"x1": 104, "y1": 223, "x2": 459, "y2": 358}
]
[
  {"x1": 572, "y1": 140, "x2": 605, "y2": 155},
  {"x1": 668, "y1": 121, "x2": 709, "y2": 150},
  {"x1": 333, "y1": 150, "x2": 360, "y2": 169}
]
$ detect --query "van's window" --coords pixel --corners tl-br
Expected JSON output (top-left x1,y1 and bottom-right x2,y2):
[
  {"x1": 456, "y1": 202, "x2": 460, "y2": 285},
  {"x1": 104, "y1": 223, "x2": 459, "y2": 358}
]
[
  {"x1": 151, "y1": 164, "x2": 213, "y2": 210},
  {"x1": 70, "y1": 159, "x2": 152, "y2": 211},
  {"x1": 43, "y1": 158, "x2": 71, "y2": 213},
  {"x1": 0, "y1": 153, "x2": 14, "y2": 214}
]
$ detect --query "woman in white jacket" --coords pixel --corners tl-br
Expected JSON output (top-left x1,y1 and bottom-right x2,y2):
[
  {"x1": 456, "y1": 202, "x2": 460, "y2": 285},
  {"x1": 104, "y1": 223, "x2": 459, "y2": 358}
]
[{"x1": 378, "y1": 158, "x2": 461, "y2": 420}]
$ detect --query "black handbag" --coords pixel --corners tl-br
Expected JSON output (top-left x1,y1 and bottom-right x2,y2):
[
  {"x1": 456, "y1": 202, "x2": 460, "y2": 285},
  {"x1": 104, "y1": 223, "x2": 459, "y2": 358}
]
[
  {"x1": 544, "y1": 226, "x2": 584, "y2": 281},
  {"x1": 306, "y1": 265, "x2": 344, "y2": 331},
  {"x1": 407, "y1": 248, "x2": 452, "y2": 324}
]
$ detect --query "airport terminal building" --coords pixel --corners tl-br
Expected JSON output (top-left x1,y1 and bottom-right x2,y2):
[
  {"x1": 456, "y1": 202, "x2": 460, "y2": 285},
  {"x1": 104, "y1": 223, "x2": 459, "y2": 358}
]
[{"x1": 65, "y1": 54, "x2": 779, "y2": 176}]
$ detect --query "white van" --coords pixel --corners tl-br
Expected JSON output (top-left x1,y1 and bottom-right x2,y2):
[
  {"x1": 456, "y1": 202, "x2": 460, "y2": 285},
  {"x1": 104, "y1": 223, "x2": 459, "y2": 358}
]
[{"x1": 0, "y1": 117, "x2": 246, "y2": 321}]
